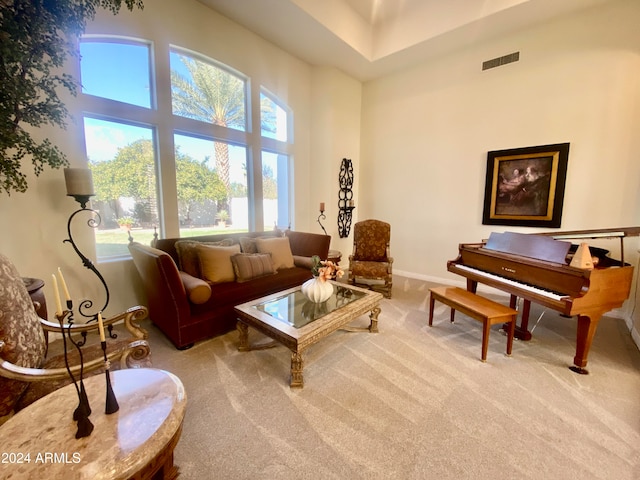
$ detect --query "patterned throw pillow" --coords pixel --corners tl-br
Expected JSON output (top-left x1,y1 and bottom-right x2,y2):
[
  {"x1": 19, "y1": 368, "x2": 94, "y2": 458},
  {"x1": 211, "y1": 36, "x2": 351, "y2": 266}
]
[
  {"x1": 196, "y1": 244, "x2": 241, "y2": 284},
  {"x1": 255, "y1": 237, "x2": 295, "y2": 270},
  {"x1": 239, "y1": 237, "x2": 259, "y2": 254},
  {"x1": 239, "y1": 235, "x2": 279, "y2": 254},
  {"x1": 230, "y1": 253, "x2": 275, "y2": 282},
  {"x1": 175, "y1": 238, "x2": 235, "y2": 277}
]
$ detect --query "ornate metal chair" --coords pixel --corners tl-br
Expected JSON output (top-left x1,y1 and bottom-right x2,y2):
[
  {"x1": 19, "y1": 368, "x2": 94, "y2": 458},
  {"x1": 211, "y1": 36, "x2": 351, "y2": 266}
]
[
  {"x1": 348, "y1": 219, "x2": 393, "y2": 298},
  {"x1": 0, "y1": 253, "x2": 151, "y2": 425}
]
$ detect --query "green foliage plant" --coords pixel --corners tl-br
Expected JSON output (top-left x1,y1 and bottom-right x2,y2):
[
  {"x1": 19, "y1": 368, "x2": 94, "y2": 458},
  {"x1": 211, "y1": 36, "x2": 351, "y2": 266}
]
[
  {"x1": 216, "y1": 209, "x2": 229, "y2": 222},
  {"x1": 116, "y1": 216, "x2": 134, "y2": 228},
  {"x1": 90, "y1": 139, "x2": 227, "y2": 226},
  {"x1": 0, "y1": 0, "x2": 144, "y2": 195}
]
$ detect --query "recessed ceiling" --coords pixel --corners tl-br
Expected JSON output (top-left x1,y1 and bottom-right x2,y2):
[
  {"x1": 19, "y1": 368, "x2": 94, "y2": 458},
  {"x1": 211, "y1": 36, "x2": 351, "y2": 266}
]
[
  {"x1": 342, "y1": 0, "x2": 422, "y2": 25},
  {"x1": 197, "y1": 0, "x2": 617, "y2": 81}
]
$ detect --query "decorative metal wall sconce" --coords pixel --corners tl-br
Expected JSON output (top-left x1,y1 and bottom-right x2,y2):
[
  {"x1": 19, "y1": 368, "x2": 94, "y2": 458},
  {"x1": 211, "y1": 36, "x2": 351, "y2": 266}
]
[{"x1": 338, "y1": 158, "x2": 355, "y2": 238}]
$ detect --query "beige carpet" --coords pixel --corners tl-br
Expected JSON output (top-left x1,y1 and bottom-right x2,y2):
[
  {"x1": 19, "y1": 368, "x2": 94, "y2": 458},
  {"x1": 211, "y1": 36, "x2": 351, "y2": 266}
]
[{"x1": 143, "y1": 276, "x2": 640, "y2": 479}]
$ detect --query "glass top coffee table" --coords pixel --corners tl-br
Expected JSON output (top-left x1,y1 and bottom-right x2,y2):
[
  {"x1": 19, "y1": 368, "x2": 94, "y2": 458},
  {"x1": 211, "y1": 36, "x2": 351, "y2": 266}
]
[{"x1": 234, "y1": 282, "x2": 383, "y2": 388}]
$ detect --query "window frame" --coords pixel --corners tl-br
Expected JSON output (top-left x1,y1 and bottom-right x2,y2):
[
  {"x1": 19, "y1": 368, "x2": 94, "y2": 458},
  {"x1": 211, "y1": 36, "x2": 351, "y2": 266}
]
[{"x1": 78, "y1": 35, "x2": 294, "y2": 261}]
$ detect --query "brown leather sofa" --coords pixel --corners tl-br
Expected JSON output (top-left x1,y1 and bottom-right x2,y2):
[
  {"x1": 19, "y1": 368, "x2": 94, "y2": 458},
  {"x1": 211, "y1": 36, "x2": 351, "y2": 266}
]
[{"x1": 128, "y1": 230, "x2": 330, "y2": 349}]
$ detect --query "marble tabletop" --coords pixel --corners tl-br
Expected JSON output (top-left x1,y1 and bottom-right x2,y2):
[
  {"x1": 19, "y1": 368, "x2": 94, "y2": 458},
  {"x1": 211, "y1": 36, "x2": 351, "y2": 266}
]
[{"x1": 0, "y1": 368, "x2": 186, "y2": 479}]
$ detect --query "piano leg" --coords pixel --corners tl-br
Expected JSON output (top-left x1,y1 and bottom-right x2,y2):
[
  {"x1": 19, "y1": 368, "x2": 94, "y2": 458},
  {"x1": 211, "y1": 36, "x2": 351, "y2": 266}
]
[
  {"x1": 503, "y1": 297, "x2": 533, "y2": 341},
  {"x1": 569, "y1": 313, "x2": 602, "y2": 375}
]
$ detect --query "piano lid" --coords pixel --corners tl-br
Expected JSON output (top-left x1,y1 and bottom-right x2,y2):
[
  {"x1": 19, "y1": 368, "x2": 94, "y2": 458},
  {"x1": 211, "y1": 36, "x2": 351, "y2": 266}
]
[
  {"x1": 484, "y1": 231, "x2": 571, "y2": 264},
  {"x1": 538, "y1": 226, "x2": 640, "y2": 240},
  {"x1": 536, "y1": 226, "x2": 640, "y2": 265}
]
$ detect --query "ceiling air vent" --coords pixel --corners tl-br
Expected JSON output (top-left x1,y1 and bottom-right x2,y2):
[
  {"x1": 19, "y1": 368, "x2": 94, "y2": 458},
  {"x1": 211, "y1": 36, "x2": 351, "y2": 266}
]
[{"x1": 482, "y1": 52, "x2": 520, "y2": 71}]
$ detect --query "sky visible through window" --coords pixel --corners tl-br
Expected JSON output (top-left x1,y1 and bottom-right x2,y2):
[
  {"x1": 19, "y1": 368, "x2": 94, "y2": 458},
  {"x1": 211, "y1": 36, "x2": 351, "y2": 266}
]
[
  {"x1": 260, "y1": 92, "x2": 288, "y2": 142},
  {"x1": 80, "y1": 41, "x2": 246, "y2": 177},
  {"x1": 84, "y1": 117, "x2": 152, "y2": 162},
  {"x1": 80, "y1": 41, "x2": 151, "y2": 108}
]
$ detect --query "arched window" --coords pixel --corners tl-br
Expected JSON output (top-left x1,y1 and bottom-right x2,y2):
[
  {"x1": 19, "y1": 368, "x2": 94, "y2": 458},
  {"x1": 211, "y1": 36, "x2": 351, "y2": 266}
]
[{"x1": 79, "y1": 37, "x2": 293, "y2": 259}]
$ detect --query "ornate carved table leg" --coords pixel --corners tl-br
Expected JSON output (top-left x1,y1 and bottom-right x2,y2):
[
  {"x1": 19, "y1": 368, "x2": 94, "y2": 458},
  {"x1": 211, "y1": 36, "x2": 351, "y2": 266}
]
[
  {"x1": 369, "y1": 306, "x2": 381, "y2": 333},
  {"x1": 237, "y1": 321, "x2": 249, "y2": 352},
  {"x1": 290, "y1": 351, "x2": 304, "y2": 388}
]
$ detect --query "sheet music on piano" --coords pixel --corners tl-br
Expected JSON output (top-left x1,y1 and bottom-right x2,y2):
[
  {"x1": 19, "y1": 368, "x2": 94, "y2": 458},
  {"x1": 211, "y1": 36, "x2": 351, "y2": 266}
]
[{"x1": 447, "y1": 226, "x2": 639, "y2": 374}]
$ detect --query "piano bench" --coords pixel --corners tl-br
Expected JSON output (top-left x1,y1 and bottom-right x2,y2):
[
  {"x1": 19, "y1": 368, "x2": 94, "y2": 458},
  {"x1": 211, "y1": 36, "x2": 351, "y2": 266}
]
[{"x1": 428, "y1": 286, "x2": 517, "y2": 362}]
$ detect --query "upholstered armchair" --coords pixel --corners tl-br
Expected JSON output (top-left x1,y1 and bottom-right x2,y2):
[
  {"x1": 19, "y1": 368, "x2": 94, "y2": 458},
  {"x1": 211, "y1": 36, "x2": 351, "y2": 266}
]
[
  {"x1": 348, "y1": 219, "x2": 393, "y2": 298},
  {"x1": 0, "y1": 253, "x2": 151, "y2": 425}
]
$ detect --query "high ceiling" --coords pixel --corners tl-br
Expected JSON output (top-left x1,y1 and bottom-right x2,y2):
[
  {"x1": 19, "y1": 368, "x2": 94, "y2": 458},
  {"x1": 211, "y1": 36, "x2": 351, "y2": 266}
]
[
  {"x1": 342, "y1": 0, "x2": 426, "y2": 25},
  {"x1": 197, "y1": 0, "x2": 616, "y2": 81}
]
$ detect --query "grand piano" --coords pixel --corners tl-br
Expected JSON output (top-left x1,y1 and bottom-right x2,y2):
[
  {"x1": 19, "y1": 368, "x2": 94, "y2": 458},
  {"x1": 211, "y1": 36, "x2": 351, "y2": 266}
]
[{"x1": 447, "y1": 227, "x2": 640, "y2": 374}]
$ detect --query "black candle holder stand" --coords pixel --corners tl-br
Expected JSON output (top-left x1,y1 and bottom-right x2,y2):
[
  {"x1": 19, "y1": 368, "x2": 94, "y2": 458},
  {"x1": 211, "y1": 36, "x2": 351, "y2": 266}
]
[
  {"x1": 101, "y1": 341, "x2": 119, "y2": 415},
  {"x1": 64, "y1": 198, "x2": 116, "y2": 344},
  {"x1": 56, "y1": 303, "x2": 94, "y2": 439},
  {"x1": 317, "y1": 209, "x2": 328, "y2": 235}
]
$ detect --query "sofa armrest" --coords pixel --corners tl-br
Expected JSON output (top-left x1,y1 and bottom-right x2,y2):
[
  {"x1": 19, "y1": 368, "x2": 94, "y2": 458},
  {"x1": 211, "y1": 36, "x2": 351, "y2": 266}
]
[
  {"x1": 128, "y1": 243, "x2": 191, "y2": 341},
  {"x1": 179, "y1": 271, "x2": 212, "y2": 304},
  {"x1": 285, "y1": 231, "x2": 331, "y2": 260}
]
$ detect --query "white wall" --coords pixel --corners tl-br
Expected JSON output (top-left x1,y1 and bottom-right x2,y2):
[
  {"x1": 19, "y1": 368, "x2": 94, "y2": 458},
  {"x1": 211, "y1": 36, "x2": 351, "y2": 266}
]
[
  {"x1": 309, "y1": 67, "x2": 363, "y2": 261},
  {"x1": 360, "y1": 0, "x2": 640, "y2": 336}
]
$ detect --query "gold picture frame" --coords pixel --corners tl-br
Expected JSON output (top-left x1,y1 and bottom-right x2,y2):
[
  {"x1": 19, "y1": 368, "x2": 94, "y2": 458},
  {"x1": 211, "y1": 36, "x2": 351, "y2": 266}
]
[{"x1": 482, "y1": 143, "x2": 569, "y2": 228}]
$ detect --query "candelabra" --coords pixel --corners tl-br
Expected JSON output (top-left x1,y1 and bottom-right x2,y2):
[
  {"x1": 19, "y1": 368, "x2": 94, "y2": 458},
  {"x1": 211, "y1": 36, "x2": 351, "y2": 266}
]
[
  {"x1": 54, "y1": 304, "x2": 93, "y2": 439},
  {"x1": 52, "y1": 303, "x2": 120, "y2": 438}
]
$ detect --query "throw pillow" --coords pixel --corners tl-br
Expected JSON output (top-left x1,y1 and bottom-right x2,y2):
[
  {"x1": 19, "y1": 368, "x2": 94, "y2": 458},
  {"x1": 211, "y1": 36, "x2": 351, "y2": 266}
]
[
  {"x1": 179, "y1": 271, "x2": 212, "y2": 304},
  {"x1": 255, "y1": 237, "x2": 295, "y2": 270},
  {"x1": 197, "y1": 243, "x2": 241, "y2": 284},
  {"x1": 239, "y1": 237, "x2": 259, "y2": 254},
  {"x1": 293, "y1": 255, "x2": 314, "y2": 269},
  {"x1": 230, "y1": 253, "x2": 276, "y2": 282},
  {"x1": 176, "y1": 238, "x2": 235, "y2": 277},
  {"x1": 239, "y1": 235, "x2": 278, "y2": 254}
]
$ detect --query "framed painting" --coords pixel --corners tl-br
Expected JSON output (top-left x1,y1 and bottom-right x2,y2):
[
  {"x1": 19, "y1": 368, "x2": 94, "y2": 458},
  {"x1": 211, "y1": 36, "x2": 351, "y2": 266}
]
[{"x1": 482, "y1": 143, "x2": 569, "y2": 228}]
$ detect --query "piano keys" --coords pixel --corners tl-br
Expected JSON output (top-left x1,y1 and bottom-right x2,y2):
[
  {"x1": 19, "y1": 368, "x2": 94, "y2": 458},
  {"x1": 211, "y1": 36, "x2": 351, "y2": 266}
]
[{"x1": 447, "y1": 227, "x2": 640, "y2": 374}]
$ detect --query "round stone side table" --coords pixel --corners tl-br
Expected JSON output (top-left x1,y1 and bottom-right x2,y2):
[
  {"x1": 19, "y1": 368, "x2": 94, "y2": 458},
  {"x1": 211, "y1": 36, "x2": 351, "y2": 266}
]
[{"x1": 0, "y1": 368, "x2": 186, "y2": 480}]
